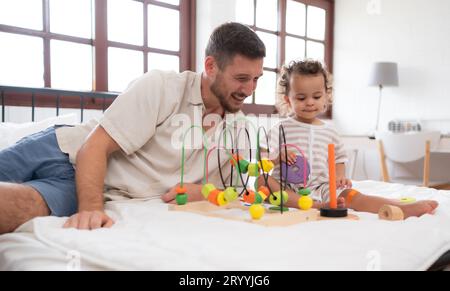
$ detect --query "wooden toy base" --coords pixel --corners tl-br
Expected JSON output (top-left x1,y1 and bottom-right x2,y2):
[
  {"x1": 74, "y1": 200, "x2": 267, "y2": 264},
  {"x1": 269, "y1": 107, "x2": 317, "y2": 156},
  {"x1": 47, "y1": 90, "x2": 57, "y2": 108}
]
[{"x1": 169, "y1": 201, "x2": 359, "y2": 227}]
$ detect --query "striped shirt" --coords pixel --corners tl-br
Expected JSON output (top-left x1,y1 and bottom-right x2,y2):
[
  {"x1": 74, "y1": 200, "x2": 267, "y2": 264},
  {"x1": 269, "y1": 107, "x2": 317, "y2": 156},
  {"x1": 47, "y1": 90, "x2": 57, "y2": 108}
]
[{"x1": 265, "y1": 117, "x2": 348, "y2": 190}]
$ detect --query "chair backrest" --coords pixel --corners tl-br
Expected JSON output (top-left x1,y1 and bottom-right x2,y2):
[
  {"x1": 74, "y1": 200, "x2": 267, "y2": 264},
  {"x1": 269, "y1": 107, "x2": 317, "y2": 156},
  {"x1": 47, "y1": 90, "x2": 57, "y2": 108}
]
[{"x1": 375, "y1": 131, "x2": 441, "y2": 163}]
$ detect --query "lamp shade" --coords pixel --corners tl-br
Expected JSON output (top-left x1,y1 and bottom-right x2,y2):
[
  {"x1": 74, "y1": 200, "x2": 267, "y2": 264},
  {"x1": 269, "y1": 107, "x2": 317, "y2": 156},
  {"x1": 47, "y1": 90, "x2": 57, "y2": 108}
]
[{"x1": 368, "y1": 62, "x2": 399, "y2": 87}]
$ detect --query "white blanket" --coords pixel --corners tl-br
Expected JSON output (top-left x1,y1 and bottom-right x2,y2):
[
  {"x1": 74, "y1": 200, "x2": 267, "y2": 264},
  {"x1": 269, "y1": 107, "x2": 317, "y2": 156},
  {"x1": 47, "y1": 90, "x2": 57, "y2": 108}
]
[{"x1": 1, "y1": 181, "x2": 450, "y2": 271}]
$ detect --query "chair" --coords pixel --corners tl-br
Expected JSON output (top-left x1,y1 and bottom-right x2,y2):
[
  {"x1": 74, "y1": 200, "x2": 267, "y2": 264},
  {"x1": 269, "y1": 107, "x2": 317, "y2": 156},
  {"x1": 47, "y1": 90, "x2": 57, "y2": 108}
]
[{"x1": 376, "y1": 131, "x2": 447, "y2": 188}]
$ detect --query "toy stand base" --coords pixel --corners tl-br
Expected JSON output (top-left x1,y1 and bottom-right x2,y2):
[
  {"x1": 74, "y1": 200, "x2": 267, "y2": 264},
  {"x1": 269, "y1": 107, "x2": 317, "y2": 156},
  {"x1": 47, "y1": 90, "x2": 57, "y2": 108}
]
[{"x1": 320, "y1": 207, "x2": 348, "y2": 218}]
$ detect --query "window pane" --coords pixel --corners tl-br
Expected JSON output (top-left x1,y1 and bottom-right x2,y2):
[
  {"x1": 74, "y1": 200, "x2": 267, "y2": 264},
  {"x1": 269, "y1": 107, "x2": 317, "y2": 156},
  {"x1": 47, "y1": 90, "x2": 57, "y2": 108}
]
[
  {"x1": 108, "y1": 48, "x2": 144, "y2": 93},
  {"x1": 256, "y1": 32, "x2": 277, "y2": 69},
  {"x1": 256, "y1": 0, "x2": 278, "y2": 32},
  {"x1": 51, "y1": 40, "x2": 93, "y2": 91},
  {"x1": 50, "y1": 0, "x2": 93, "y2": 39},
  {"x1": 306, "y1": 41, "x2": 324, "y2": 62},
  {"x1": 0, "y1": 32, "x2": 44, "y2": 87},
  {"x1": 148, "y1": 5, "x2": 179, "y2": 51},
  {"x1": 255, "y1": 71, "x2": 277, "y2": 105},
  {"x1": 156, "y1": 0, "x2": 180, "y2": 5},
  {"x1": 108, "y1": 0, "x2": 143, "y2": 45},
  {"x1": 0, "y1": 0, "x2": 42, "y2": 30},
  {"x1": 286, "y1": 0, "x2": 305, "y2": 36},
  {"x1": 148, "y1": 53, "x2": 179, "y2": 72},
  {"x1": 307, "y1": 6, "x2": 326, "y2": 40},
  {"x1": 285, "y1": 37, "x2": 305, "y2": 64},
  {"x1": 235, "y1": 0, "x2": 254, "y2": 26}
]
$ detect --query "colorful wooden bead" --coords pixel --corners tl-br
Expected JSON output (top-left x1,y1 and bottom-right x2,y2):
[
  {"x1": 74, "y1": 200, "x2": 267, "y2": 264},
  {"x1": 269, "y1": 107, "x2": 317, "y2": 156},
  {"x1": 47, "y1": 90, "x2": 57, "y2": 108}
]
[
  {"x1": 258, "y1": 186, "x2": 270, "y2": 197},
  {"x1": 176, "y1": 186, "x2": 187, "y2": 194},
  {"x1": 224, "y1": 187, "x2": 238, "y2": 202},
  {"x1": 201, "y1": 184, "x2": 216, "y2": 199},
  {"x1": 254, "y1": 192, "x2": 264, "y2": 204},
  {"x1": 247, "y1": 163, "x2": 260, "y2": 177},
  {"x1": 269, "y1": 191, "x2": 288, "y2": 206},
  {"x1": 208, "y1": 189, "x2": 221, "y2": 206},
  {"x1": 258, "y1": 159, "x2": 274, "y2": 173},
  {"x1": 176, "y1": 193, "x2": 188, "y2": 205},
  {"x1": 298, "y1": 196, "x2": 313, "y2": 210},
  {"x1": 243, "y1": 190, "x2": 256, "y2": 204},
  {"x1": 217, "y1": 191, "x2": 228, "y2": 206},
  {"x1": 249, "y1": 204, "x2": 265, "y2": 220},
  {"x1": 230, "y1": 154, "x2": 244, "y2": 166},
  {"x1": 257, "y1": 191, "x2": 267, "y2": 202},
  {"x1": 297, "y1": 188, "x2": 311, "y2": 196}
]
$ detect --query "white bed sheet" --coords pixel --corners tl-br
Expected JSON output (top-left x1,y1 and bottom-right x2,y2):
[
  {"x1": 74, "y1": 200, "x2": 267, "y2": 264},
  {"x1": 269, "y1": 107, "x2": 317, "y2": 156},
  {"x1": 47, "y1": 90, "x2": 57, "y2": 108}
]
[{"x1": 1, "y1": 180, "x2": 450, "y2": 271}]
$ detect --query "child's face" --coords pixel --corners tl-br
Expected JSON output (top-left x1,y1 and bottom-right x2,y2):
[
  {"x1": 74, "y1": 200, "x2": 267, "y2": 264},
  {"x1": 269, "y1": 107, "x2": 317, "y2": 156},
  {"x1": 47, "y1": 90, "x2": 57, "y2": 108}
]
[{"x1": 285, "y1": 73, "x2": 328, "y2": 123}]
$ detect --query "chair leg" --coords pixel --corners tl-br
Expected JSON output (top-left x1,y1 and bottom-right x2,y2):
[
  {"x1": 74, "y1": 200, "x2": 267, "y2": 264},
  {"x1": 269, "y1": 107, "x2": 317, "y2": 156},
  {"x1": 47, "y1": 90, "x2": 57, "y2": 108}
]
[
  {"x1": 423, "y1": 140, "x2": 431, "y2": 187},
  {"x1": 377, "y1": 140, "x2": 390, "y2": 182}
]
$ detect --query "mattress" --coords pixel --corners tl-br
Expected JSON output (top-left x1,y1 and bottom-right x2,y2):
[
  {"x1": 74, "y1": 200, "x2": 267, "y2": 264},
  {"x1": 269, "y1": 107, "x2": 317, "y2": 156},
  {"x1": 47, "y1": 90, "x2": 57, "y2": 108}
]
[{"x1": 1, "y1": 180, "x2": 450, "y2": 271}]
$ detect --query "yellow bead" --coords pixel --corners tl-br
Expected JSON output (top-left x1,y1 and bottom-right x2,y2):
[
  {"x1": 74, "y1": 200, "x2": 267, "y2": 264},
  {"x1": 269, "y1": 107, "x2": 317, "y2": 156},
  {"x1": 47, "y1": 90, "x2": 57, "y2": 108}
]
[
  {"x1": 249, "y1": 204, "x2": 265, "y2": 220},
  {"x1": 258, "y1": 159, "x2": 274, "y2": 173},
  {"x1": 201, "y1": 184, "x2": 216, "y2": 199},
  {"x1": 217, "y1": 192, "x2": 228, "y2": 206},
  {"x1": 298, "y1": 196, "x2": 313, "y2": 210}
]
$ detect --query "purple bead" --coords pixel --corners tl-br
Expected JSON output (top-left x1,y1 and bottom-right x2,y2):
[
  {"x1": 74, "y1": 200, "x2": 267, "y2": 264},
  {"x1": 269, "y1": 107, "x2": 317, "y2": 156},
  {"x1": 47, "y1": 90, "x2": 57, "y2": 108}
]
[{"x1": 281, "y1": 155, "x2": 310, "y2": 185}]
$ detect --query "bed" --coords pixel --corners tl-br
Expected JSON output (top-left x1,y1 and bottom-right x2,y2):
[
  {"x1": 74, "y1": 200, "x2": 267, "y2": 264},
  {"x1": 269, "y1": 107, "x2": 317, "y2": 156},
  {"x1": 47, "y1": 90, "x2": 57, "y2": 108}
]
[
  {"x1": 0, "y1": 180, "x2": 449, "y2": 271},
  {"x1": 1, "y1": 86, "x2": 450, "y2": 271}
]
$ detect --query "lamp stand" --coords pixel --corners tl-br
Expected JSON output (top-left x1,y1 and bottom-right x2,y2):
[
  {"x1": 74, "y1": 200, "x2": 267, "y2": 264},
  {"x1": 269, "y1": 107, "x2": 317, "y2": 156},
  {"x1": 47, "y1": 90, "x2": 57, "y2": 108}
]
[{"x1": 375, "y1": 84, "x2": 383, "y2": 132}]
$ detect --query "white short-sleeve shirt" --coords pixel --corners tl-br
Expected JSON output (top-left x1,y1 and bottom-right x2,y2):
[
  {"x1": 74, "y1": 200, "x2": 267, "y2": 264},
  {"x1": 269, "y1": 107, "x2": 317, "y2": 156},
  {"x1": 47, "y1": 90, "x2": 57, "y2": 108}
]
[{"x1": 56, "y1": 70, "x2": 237, "y2": 200}]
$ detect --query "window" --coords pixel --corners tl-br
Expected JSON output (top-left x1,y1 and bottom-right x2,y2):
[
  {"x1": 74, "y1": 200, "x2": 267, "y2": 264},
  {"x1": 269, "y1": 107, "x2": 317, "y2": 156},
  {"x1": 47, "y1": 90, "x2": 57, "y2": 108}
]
[
  {"x1": 0, "y1": 0, "x2": 195, "y2": 107},
  {"x1": 235, "y1": 0, "x2": 334, "y2": 117}
]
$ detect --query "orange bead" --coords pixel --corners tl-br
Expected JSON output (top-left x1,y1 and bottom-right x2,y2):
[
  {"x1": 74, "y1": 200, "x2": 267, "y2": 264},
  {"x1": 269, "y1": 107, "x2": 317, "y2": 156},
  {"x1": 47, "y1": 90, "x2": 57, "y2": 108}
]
[
  {"x1": 230, "y1": 154, "x2": 244, "y2": 166},
  {"x1": 258, "y1": 186, "x2": 270, "y2": 197},
  {"x1": 243, "y1": 190, "x2": 256, "y2": 204},
  {"x1": 176, "y1": 186, "x2": 187, "y2": 194},
  {"x1": 208, "y1": 189, "x2": 221, "y2": 206}
]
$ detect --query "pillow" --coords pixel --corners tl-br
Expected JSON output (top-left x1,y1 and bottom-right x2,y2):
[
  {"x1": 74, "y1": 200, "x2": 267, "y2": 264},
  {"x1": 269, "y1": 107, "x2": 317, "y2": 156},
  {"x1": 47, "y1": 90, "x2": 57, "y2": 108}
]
[{"x1": 0, "y1": 114, "x2": 78, "y2": 150}]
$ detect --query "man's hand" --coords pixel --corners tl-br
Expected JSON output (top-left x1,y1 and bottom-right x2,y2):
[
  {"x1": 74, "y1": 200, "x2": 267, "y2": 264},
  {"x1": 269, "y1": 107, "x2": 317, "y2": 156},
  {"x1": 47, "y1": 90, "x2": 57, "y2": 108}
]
[
  {"x1": 63, "y1": 210, "x2": 114, "y2": 230},
  {"x1": 337, "y1": 177, "x2": 352, "y2": 189},
  {"x1": 162, "y1": 183, "x2": 203, "y2": 204}
]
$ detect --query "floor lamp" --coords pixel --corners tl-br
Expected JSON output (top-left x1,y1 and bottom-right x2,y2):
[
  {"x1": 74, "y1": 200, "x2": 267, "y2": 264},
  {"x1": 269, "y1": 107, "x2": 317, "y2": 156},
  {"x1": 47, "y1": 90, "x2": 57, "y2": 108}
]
[{"x1": 368, "y1": 62, "x2": 399, "y2": 136}]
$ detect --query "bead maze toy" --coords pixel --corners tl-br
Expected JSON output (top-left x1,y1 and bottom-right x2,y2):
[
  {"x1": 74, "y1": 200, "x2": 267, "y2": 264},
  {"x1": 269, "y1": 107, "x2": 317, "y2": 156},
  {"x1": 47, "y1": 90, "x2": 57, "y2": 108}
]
[{"x1": 169, "y1": 119, "x2": 358, "y2": 226}]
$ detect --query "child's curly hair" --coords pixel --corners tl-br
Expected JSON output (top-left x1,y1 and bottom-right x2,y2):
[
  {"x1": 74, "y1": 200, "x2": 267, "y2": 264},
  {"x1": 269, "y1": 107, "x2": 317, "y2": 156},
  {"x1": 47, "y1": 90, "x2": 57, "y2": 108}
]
[{"x1": 276, "y1": 59, "x2": 333, "y2": 117}]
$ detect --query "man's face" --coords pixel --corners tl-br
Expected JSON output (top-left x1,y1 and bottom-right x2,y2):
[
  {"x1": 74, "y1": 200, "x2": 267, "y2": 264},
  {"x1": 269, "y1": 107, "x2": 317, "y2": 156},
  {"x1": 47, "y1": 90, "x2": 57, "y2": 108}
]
[{"x1": 210, "y1": 55, "x2": 264, "y2": 113}]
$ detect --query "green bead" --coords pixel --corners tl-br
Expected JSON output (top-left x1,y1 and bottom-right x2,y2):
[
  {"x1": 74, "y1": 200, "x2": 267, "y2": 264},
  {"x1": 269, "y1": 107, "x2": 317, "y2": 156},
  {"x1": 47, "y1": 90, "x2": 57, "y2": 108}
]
[
  {"x1": 298, "y1": 188, "x2": 311, "y2": 196},
  {"x1": 247, "y1": 163, "x2": 259, "y2": 177},
  {"x1": 254, "y1": 192, "x2": 263, "y2": 204},
  {"x1": 269, "y1": 191, "x2": 288, "y2": 206},
  {"x1": 238, "y1": 160, "x2": 250, "y2": 174},
  {"x1": 201, "y1": 184, "x2": 216, "y2": 199},
  {"x1": 176, "y1": 193, "x2": 188, "y2": 205},
  {"x1": 224, "y1": 187, "x2": 238, "y2": 202}
]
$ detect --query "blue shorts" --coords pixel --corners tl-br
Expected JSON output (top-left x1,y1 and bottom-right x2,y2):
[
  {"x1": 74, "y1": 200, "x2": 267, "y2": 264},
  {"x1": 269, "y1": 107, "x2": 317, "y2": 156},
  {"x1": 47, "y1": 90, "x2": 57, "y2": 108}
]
[{"x1": 0, "y1": 126, "x2": 77, "y2": 217}]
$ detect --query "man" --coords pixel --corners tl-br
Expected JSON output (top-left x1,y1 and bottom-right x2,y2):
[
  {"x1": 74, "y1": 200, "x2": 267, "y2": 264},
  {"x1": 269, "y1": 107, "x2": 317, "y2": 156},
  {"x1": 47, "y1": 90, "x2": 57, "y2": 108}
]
[{"x1": 0, "y1": 22, "x2": 266, "y2": 233}]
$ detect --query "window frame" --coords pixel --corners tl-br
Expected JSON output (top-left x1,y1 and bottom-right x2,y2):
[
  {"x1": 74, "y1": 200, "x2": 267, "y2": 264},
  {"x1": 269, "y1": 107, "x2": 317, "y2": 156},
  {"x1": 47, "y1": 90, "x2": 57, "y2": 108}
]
[
  {"x1": 0, "y1": 0, "x2": 196, "y2": 109},
  {"x1": 242, "y1": 0, "x2": 334, "y2": 117}
]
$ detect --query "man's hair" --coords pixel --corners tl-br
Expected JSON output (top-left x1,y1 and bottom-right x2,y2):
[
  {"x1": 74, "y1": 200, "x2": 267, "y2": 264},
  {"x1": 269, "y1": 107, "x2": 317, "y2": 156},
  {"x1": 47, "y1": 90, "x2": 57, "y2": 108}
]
[
  {"x1": 205, "y1": 22, "x2": 266, "y2": 69},
  {"x1": 276, "y1": 59, "x2": 333, "y2": 116}
]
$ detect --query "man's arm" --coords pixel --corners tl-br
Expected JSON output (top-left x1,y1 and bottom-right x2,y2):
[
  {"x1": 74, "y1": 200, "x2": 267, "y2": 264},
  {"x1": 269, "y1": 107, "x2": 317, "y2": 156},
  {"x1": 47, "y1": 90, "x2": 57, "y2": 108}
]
[{"x1": 63, "y1": 125, "x2": 120, "y2": 230}]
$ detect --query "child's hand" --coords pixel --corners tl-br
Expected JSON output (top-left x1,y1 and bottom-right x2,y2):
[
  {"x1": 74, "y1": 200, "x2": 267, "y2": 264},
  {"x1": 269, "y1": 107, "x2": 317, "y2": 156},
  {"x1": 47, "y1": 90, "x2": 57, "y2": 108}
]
[
  {"x1": 336, "y1": 177, "x2": 352, "y2": 189},
  {"x1": 279, "y1": 149, "x2": 297, "y2": 165}
]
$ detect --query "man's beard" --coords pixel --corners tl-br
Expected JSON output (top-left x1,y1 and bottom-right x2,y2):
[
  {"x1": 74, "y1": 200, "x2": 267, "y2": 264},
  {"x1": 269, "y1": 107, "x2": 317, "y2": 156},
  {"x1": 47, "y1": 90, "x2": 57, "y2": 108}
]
[{"x1": 210, "y1": 77, "x2": 245, "y2": 114}]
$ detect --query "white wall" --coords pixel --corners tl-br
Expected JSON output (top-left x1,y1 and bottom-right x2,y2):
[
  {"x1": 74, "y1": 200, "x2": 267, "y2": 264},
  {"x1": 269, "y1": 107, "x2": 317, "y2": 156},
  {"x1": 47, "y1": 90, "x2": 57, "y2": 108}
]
[{"x1": 333, "y1": 0, "x2": 450, "y2": 136}]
